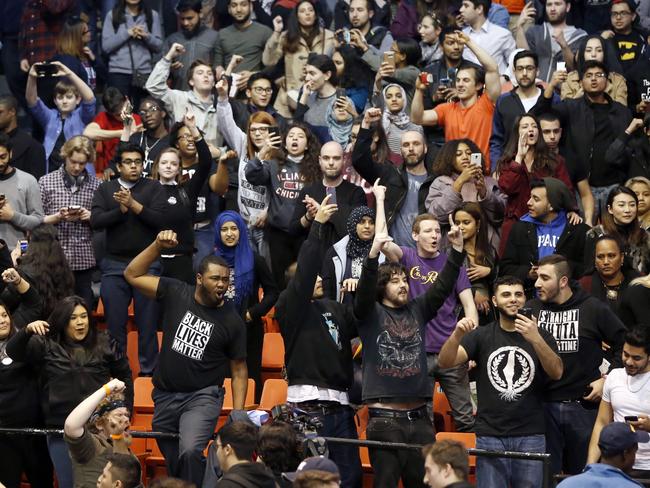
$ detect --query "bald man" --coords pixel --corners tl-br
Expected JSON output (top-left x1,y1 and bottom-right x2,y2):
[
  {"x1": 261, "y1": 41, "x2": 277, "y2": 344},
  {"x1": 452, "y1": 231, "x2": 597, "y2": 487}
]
[
  {"x1": 289, "y1": 141, "x2": 367, "y2": 247},
  {"x1": 352, "y1": 107, "x2": 435, "y2": 247}
]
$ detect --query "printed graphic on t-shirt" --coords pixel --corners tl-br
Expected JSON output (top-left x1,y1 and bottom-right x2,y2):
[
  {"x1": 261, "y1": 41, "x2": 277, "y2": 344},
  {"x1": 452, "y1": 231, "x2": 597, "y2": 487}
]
[
  {"x1": 376, "y1": 316, "x2": 421, "y2": 377},
  {"x1": 537, "y1": 309, "x2": 579, "y2": 353},
  {"x1": 172, "y1": 311, "x2": 214, "y2": 360},
  {"x1": 487, "y1": 346, "x2": 535, "y2": 401},
  {"x1": 618, "y1": 40, "x2": 641, "y2": 62},
  {"x1": 409, "y1": 266, "x2": 439, "y2": 285},
  {"x1": 322, "y1": 312, "x2": 342, "y2": 350},
  {"x1": 276, "y1": 169, "x2": 304, "y2": 199},
  {"x1": 641, "y1": 79, "x2": 650, "y2": 101}
]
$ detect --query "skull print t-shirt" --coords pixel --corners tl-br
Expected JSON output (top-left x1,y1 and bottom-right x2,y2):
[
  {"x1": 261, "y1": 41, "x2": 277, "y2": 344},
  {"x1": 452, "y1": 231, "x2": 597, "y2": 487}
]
[{"x1": 461, "y1": 321, "x2": 559, "y2": 436}]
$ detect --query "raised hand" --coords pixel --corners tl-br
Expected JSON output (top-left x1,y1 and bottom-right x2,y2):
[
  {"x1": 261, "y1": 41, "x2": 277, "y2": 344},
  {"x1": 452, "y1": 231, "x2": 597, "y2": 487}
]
[
  {"x1": 26, "y1": 320, "x2": 50, "y2": 336},
  {"x1": 156, "y1": 230, "x2": 179, "y2": 249},
  {"x1": 314, "y1": 194, "x2": 338, "y2": 223},
  {"x1": 165, "y1": 43, "x2": 185, "y2": 61},
  {"x1": 372, "y1": 178, "x2": 387, "y2": 201},
  {"x1": 447, "y1": 214, "x2": 464, "y2": 252},
  {"x1": 453, "y1": 317, "x2": 477, "y2": 338},
  {"x1": 2, "y1": 267, "x2": 21, "y2": 285},
  {"x1": 273, "y1": 15, "x2": 284, "y2": 33}
]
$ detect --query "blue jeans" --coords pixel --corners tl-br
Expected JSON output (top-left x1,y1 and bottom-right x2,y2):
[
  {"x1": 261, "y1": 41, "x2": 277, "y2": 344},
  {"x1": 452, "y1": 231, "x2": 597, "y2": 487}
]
[
  {"x1": 476, "y1": 434, "x2": 546, "y2": 488},
  {"x1": 46, "y1": 435, "x2": 73, "y2": 488},
  {"x1": 427, "y1": 353, "x2": 475, "y2": 432},
  {"x1": 100, "y1": 257, "x2": 160, "y2": 375},
  {"x1": 591, "y1": 183, "x2": 619, "y2": 223},
  {"x1": 152, "y1": 384, "x2": 224, "y2": 488},
  {"x1": 295, "y1": 404, "x2": 363, "y2": 488},
  {"x1": 544, "y1": 401, "x2": 598, "y2": 475}
]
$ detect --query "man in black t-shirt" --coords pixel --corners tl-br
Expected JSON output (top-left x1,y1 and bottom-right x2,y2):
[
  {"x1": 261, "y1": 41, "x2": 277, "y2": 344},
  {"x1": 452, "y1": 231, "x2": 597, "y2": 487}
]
[
  {"x1": 438, "y1": 276, "x2": 563, "y2": 488},
  {"x1": 125, "y1": 230, "x2": 248, "y2": 487},
  {"x1": 602, "y1": 0, "x2": 648, "y2": 75}
]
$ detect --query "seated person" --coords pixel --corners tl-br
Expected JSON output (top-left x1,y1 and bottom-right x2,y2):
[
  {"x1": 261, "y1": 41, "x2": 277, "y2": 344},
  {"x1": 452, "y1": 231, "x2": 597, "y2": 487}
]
[{"x1": 579, "y1": 235, "x2": 640, "y2": 314}]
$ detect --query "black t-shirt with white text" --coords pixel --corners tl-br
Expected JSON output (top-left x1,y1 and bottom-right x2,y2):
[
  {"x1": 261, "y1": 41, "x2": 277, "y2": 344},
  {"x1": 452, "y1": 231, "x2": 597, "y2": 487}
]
[
  {"x1": 461, "y1": 322, "x2": 558, "y2": 437},
  {"x1": 153, "y1": 278, "x2": 247, "y2": 392}
]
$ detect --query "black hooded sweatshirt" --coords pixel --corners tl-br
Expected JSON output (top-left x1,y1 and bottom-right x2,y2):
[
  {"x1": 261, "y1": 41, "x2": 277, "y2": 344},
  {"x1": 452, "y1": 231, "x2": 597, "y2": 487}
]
[
  {"x1": 217, "y1": 462, "x2": 278, "y2": 488},
  {"x1": 526, "y1": 285, "x2": 625, "y2": 402}
]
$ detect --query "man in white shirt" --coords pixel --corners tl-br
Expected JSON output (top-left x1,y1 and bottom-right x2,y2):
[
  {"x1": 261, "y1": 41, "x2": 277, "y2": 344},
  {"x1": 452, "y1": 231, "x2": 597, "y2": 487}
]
[
  {"x1": 587, "y1": 326, "x2": 650, "y2": 479},
  {"x1": 460, "y1": 0, "x2": 515, "y2": 76}
]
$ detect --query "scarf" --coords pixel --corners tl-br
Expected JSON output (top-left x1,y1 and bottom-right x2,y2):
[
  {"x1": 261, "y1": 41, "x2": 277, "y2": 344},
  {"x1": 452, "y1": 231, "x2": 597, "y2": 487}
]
[
  {"x1": 381, "y1": 83, "x2": 412, "y2": 132},
  {"x1": 420, "y1": 41, "x2": 442, "y2": 65},
  {"x1": 214, "y1": 211, "x2": 255, "y2": 307},
  {"x1": 326, "y1": 97, "x2": 354, "y2": 147},
  {"x1": 345, "y1": 206, "x2": 376, "y2": 259}
]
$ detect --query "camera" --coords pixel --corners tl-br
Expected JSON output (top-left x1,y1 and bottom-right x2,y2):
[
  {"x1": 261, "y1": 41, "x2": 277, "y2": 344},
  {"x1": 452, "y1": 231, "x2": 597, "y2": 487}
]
[{"x1": 271, "y1": 404, "x2": 328, "y2": 458}]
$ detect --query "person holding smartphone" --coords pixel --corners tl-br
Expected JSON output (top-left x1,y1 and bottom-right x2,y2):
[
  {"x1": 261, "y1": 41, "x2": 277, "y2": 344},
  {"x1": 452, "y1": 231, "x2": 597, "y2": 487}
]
[
  {"x1": 39, "y1": 135, "x2": 101, "y2": 308},
  {"x1": 587, "y1": 327, "x2": 650, "y2": 480},
  {"x1": 439, "y1": 275, "x2": 563, "y2": 488}
]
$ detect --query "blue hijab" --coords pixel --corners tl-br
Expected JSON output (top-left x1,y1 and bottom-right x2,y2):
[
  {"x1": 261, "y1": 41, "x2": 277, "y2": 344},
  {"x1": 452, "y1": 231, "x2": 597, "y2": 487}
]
[{"x1": 214, "y1": 211, "x2": 255, "y2": 307}]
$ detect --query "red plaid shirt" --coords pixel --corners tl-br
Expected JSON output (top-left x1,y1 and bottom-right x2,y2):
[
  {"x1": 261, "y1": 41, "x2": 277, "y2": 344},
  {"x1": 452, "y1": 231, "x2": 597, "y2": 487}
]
[
  {"x1": 39, "y1": 167, "x2": 101, "y2": 271},
  {"x1": 19, "y1": 0, "x2": 77, "y2": 64}
]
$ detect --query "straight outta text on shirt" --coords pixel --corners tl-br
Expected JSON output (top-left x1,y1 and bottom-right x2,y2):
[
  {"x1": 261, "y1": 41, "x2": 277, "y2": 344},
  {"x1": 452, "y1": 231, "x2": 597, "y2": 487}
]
[
  {"x1": 537, "y1": 309, "x2": 579, "y2": 353},
  {"x1": 172, "y1": 311, "x2": 215, "y2": 360}
]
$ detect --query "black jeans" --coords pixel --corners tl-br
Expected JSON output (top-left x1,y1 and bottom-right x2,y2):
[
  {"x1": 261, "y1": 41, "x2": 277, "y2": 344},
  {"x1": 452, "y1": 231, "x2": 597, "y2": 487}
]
[
  {"x1": 0, "y1": 433, "x2": 52, "y2": 488},
  {"x1": 73, "y1": 267, "x2": 95, "y2": 310},
  {"x1": 266, "y1": 226, "x2": 304, "y2": 290},
  {"x1": 366, "y1": 409, "x2": 435, "y2": 488},
  {"x1": 295, "y1": 403, "x2": 363, "y2": 488}
]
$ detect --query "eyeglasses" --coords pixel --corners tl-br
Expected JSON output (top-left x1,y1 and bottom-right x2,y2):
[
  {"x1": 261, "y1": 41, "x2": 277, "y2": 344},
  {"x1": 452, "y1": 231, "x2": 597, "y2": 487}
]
[
  {"x1": 121, "y1": 158, "x2": 143, "y2": 166},
  {"x1": 252, "y1": 87, "x2": 273, "y2": 94},
  {"x1": 177, "y1": 134, "x2": 195, "y2": 141},
  {"x1": 584, "y1": 72, "x2": 607, "y2": 79},
  {"x1": 611, "y1": 10, "x2": 633, "y2": 17},
  {"x1": 515, "y1": 65, "x2": 536, "y2": 72},
  {"x1": 139, "y1": 106, "x2": 160, "y2": 116},
  {"x1": 249, "y1": 126, "x2": 270, "y2": 134}
]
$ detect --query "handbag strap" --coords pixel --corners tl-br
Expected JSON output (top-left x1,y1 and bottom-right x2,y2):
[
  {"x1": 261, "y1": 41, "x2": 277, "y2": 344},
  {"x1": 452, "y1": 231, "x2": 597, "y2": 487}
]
[{"x1": 126, "y1": 38, "x2": 153, "y2": 72}]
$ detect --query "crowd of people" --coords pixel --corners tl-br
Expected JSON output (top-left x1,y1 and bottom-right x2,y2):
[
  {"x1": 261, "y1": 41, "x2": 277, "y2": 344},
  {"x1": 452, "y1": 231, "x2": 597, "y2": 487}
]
[{"x1": 2, "y1": 0, "x2": 650, "y2": 486}]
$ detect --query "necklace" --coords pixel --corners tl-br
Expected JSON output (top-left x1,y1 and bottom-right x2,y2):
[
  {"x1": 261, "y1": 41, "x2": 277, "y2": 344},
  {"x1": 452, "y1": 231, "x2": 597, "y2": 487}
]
[
  {"x1": 603, "y1": 277, "x2": 624, "y2": 301},
  {"x1": 627, "y1": 370, "x2": 650, "y2": 394}
]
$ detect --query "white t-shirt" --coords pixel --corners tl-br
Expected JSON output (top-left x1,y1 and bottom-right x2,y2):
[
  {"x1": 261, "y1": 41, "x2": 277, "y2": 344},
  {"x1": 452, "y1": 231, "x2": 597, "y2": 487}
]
[{"x1": 602, "y1": 368, "x2": 650, "y2": 470}]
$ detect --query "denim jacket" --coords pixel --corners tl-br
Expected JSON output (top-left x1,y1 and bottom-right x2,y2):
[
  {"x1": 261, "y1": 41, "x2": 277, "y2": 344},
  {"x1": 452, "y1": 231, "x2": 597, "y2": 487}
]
[{"x1": 29, "y1": 98, "x2": 96, "y2": 174}]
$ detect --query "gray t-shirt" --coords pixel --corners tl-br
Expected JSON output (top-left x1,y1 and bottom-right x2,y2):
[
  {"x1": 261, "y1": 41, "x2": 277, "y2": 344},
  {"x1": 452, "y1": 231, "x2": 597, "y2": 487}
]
[
  {"x1": 304, "y1": 92, "x2": 336, "y2": 129},
  {"x1": 390, "y1": 172, "x2": 426, "y2": 247},
  {"x1": 215, "y1": 21, "x2": 272, "y2": 72}
]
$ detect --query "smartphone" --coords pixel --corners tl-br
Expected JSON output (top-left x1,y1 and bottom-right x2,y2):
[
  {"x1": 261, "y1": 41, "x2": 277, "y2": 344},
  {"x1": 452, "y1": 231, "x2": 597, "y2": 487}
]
[
  {"x1": 625, "y1": 416, "x2": 639, "y2": 422},
  {"x1": 383, "y1": 51, "x2": 396, "y2": 69},
  {"x1": 268, "y1": 126, "x2": 280, "y2": 139},
  {"x1": 325, "y1": 186, "x2": 337, "y2": 205},
  {"x1": 470, "y1": 153, "x2": 482, "y2": 168},
  {"x1": 68, "y1": 205, "x2": 81, "y2": 212},
  {"x1": 336, "y1": 29, "x2": 350, "y2": 44},
  {"x1": 335, "y1": 87, "x2": 347, "y2": 100},
  {"x1": 439, "y1": 77, "x2": 452, "y2": 88},
  {"x1": 557, "y1": 61, "x2": 566, "y2": 72},
  {"x1": 519, "y1": 307, "x2": 533, "y2": 319},
  {"x1": 19, "y1": 240, "x2": 28, "y2": 253},
  {"x1": 35, "y1": 63, "x2": 57, "y2": 77},
  {"x1": 419, "y1": 72, "x2": 432, "y2": 86},
  {"x1": 123, "y1": 98, "x2": 133, "y2": 116}
]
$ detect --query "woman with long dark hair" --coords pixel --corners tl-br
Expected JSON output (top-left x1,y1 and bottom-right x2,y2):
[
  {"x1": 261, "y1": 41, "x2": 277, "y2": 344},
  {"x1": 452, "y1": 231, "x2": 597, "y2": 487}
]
[
  {"x1": 452, "y1": 202, "x2": 498, "y2": 324},
  {"x1": 246, "y1": 122, "x2": 322, "y2": 287},
  {"x1": 6, "y1": 296, "x2": 133, "y2": 488},
  {"x1": 586, "y1": 186, "x2": 650, "y2": 274},
  {"x1": 332, "y1": 48, "x2": 369, "y2": 113},
  {"x1": 0, "y1": 274, "x2": 52, "y2": 488},
  {"x1": 427, "y1": 139, "x2": 505, "y2": 250},
  {"x1": 102, "y1": 0, "x2": 162, "y2": 107},
  {"x1": 497, "y1": 114, "x2": 575, "y2": 255},
  {"x1": 15, "y1": 224, "x2": 75, "y2": 317},
  {"x1": 213, "y1": 211, "x2": 278, "y2": 399},
  {"x1": 263, "y1": 0, "x2": 335, "y2": 117}
]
